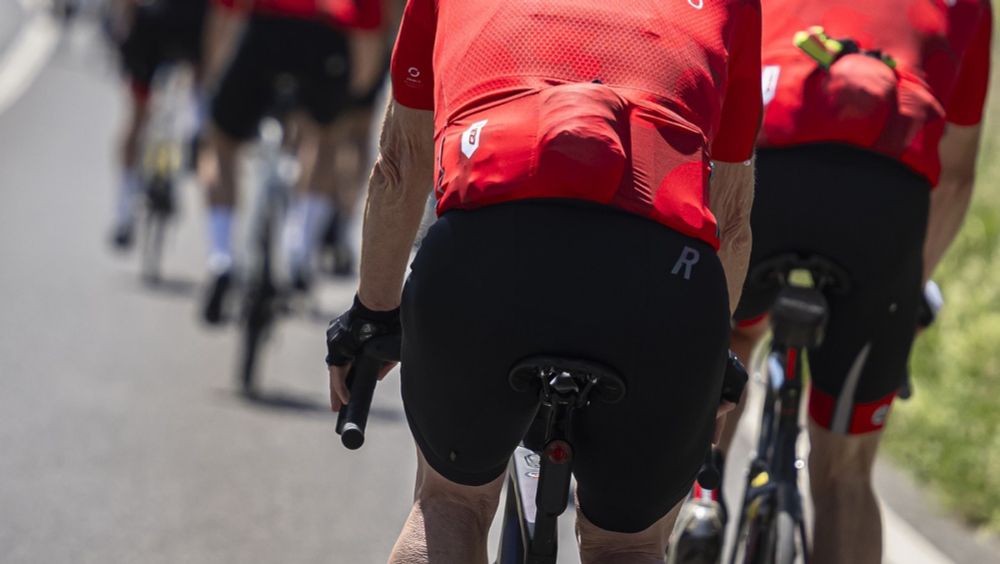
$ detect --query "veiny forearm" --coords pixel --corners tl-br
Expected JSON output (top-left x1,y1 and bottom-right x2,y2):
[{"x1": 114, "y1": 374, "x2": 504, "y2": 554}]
[
  {"x1": 709, "y1": 160, "x2": 755, "y2": 315},
  {"x1": 357, "y1": 103, "x2": 434, "y2": 311}
]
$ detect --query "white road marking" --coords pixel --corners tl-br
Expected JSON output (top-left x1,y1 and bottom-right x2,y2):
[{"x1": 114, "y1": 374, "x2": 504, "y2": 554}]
[
  {"x1": 884, "y1": 503, "x2": 956, "y2": 564},
  {"x1": 0, "y1": 6, "x2": 59, "y2": 115}
]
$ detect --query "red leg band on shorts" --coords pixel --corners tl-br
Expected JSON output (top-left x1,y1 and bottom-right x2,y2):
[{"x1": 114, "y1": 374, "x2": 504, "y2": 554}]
[
  {"x1": 736, "y1": 313, "x2": 768, "y2": 329},
  {"x1": 809, "y1": 386, "x2": 896, "y2": 434},
  {"x1": 130, "y1": 79, "x2": 152, "y2": 102}
]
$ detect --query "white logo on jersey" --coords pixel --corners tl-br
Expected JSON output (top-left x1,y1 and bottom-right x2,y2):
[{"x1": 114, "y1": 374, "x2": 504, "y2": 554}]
[
  {"x1": 762, "y1": 65, "x2": 781, "y2": 106},
  {"x1": 461, "y1": 120, "x2": 489, "y2": 158},
  {"x1": 688, "y1": 0, "x2": 704, "y2": 9},
  {"x1": 408, "y1": 67, "x2": 421, "y2": 78}
]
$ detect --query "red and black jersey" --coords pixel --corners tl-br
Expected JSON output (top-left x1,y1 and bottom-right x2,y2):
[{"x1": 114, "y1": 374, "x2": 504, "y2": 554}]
[
  {"x1": 390, "y1": 0, "x2": 762, "y2": 250},
  {"x1": 214, "y1": 0, "x2": 382, "y2": 29},
  {"x1": 758, "y1": 0, "x2": 992, "y2": 185}
]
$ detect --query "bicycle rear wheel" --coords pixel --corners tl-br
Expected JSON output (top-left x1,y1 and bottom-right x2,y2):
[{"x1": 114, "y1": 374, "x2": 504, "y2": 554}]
[
  {"x1": 239, "y1": 279, "x2": 277, "y2": 395},
  {"x1": 730, "y1": 491, "x2": 774, "y2": 564},
  {"x1": 140, "y1": 175, "x2": 175, "y2": 283},
  {"x1": 774, "y1": 510, "x2": 802, "y2": 564}
]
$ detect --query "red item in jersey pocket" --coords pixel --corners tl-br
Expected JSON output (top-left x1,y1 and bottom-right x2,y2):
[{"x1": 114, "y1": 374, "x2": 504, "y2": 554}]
[{"x1": 761, "y1": 54, "x2": 897, "y2": 149}]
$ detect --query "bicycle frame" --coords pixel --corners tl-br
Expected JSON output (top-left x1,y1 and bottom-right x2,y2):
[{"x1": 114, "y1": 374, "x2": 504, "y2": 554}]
[
  {"x1": 237, "y1": 112, "x2": 299, "y2": 391},
  {"x1": 496, "y1": 359, "x2": 625, "y2": 564},
  {"x1": 731, "y1": 267, "x2": 832, "y2": 564},
  {"x1": 730, "y1": 347, "x2": 809, "y2": 564},
  {"x1": 138, "y1": 64, "x2": 192, "y2": 282}
]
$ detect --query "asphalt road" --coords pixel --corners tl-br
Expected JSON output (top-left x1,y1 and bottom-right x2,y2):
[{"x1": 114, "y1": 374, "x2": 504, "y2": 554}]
[{"x1": 1, "y1": 7, "x2": 998, "y2": 564}]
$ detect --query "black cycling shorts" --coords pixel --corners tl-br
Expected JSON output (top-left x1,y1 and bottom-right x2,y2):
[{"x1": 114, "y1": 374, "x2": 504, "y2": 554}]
[
  {"x1": 735, "y1": 144, "x2": 930, "y2": 435},
  {"x1": 211, "y1": 16, "x2": 350, "y2": 140},
  {"x1": 400, "y1": 200, "x2": 731, "y2": 533},
  {"x1": 120, "y1": 0, "x2": 208, "y2": 93}
]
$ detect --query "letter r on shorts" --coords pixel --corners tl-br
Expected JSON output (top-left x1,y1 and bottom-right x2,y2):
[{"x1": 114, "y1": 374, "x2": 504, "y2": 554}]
[{"x1": 671, "y1": 246, "x2": 700, "y2": 280}]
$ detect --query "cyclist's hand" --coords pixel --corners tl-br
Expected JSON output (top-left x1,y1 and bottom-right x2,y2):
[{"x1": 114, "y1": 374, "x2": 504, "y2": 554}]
[
  {"x1": 325, "y1": 295, "x2": 401, "y2": 412},
  {"x1": 714, "y1": 351, "x2": 748, "y2": 444},
  {"x1": 916, "y1": 280, "x2": 943, "y2": 336}
]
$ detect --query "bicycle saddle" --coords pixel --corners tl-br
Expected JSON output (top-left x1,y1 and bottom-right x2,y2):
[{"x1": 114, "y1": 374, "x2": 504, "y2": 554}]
[
  {"x1": 508, "y1": 356, "x2": 626, "y2": 405},
  {"x1": 747, "y1": 252, "x2": 852, "y2": 294},
  {"x1": 748, "y1": 253, "x2": 849, "y2": 348}
]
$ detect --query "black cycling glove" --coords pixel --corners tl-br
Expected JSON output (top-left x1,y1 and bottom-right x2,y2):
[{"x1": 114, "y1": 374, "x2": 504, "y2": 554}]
[{"x1": 325, "y1": 295, "x2": 401, "y2": 367}]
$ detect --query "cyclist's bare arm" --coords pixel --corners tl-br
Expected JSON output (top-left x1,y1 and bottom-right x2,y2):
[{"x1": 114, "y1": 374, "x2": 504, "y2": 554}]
[
  {"x1": 357, "y1": 101, "x2": 435, "y2": 311},
  {"x1": 923, "y1": 123, "x2": 982, "y2": 281},
  {"x1": 710, "y1": 160, "x2": 755, "y2": 315}
]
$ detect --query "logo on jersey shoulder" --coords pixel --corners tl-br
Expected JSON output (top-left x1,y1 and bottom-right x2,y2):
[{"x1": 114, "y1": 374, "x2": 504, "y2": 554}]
[
  {"x1": 762, "y1": 66, "x2": 781, "y2": 106},
  {"x1": 461, "y1": 120, "x2": 489, "y2": 158},
  {"x1": 688, "y1": 0, "x2": 704, "y2": 9}
]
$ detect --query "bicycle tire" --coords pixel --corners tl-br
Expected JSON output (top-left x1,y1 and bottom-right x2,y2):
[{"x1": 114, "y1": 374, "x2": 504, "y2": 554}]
[
  {"x1": 141, "y1": 210, "x2": 167, "y2": 283},
  {"x1": 774, "y1": 510, "x2": 800, "y2": 564},
  {"x1": 239, "y1": 283, "x2": 275, "y2": 394},
  {"x1": 730, "y1": 493, "x2": 773, "y2": 564},
  {"x1": 495, "y1": 479, "x2": 527, "y2": 564},
  {"x1": 140, "y1": 175, "x2": 174, "y2": 283}
]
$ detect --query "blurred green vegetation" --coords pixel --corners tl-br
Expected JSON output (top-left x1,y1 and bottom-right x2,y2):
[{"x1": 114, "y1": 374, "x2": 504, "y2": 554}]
[{"x1": 883, "y1": 26, "x2": 1000, "y2": 532}]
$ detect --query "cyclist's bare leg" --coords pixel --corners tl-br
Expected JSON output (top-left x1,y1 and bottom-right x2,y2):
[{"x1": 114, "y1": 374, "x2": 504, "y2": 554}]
[
  {"x1": 200, "y1": 125, "x2": 240, "y2": 272},
  {"x1": 388, "y1": 450, "x2": 503, "y2": 564},
  {"x1": 576, "y1": 496, "x2": 682, "y2": 564},
  {"x1": 283, "y1": 116, "x2": 336, "y2": 283},
  {"x1": 718, "y1": 319, "x2": 769, "y2": 453},
  {"x1": 333, "y1": 107, "x2": 376, "y2": 213},
  {"x1": 808, "y1": 421, "x2": 883, "y2": 564},
  {"x1": 112, "y1": 87, "x2": 150, "y2": 236},
  {"x1": 324, "y1": 110, "x2": 372, "y2": 265}
]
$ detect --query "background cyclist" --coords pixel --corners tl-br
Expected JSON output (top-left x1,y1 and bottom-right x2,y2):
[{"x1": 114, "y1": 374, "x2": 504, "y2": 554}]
[
  {"x1": 199, "y1": 0, "x2": 384, "y2": 322},
  {"x1": 109, "y1": 0, "x2": 210, "y2": 249},
  {"x1": 717, "y1": 1, "x2": 992, "y2": 562},
  {"x1": 325, "y1": 0, "x2": 762, "y2": 561}
]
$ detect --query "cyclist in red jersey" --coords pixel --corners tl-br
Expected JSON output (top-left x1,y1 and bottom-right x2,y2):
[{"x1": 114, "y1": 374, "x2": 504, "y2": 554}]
[
  {"x1": 325, "y1": 0, "x2": 762, "y2": 561},
  {"x1": 198, "y1": 0, "x2": 385, "y2": 321},
  {"x1": 717, "y1": 1, "x2": 992, "y2": 562}
]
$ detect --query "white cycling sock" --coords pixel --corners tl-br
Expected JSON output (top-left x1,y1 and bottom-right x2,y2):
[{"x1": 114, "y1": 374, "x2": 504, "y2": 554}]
[
  {"x1": 114, "y1": 168, "x2": 141, "y2": 229},
  {"x1": 208, "y1": 206, "x2": 234, "y2": 273},
  {"x1": 285, "y1": 194, "x2": 332, "y2": 274}
]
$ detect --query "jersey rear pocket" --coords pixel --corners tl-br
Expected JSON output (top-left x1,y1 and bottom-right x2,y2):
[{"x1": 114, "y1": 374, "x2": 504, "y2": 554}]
[{"x1": 534, "y1": 82, "x2": 629, "y2": 203}]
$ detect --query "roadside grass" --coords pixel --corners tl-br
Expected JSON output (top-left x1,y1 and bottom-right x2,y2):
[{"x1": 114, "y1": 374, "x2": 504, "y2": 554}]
[{"x1": 883, "y1": 30, "x2": 1000, "y2": 533}]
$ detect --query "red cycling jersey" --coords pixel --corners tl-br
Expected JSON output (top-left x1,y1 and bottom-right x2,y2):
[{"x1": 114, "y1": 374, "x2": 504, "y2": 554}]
[
  {"x1": 214, "y1": 0, "x2": 382, "y2": 29},
  {"x1": 391, "y1": 0, "x2": 762, "y2": 249},
  {"x1": 758, "y1": 0, "x2": 992, "y2": 185}
]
